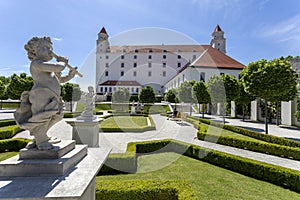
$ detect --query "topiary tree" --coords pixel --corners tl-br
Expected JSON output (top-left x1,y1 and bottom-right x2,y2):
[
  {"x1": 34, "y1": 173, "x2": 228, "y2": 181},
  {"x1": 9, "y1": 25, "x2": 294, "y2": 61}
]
[
  {"x1": 0, "y1": 80, "x2": 6, "y2": 109},
  {"x1": 6, "y1": 73, "x2": 33, "y2": 100},
  {"x1": 207, "y1": 75, "x2": 226, "y2": 122},
  {"x1": 236, "y1": 80, "x2": 255, "y2": 121},
  {"x1": 61, "y1": 83, "x2": 82, "y2": 112},
  {"x1": 178, "y1": 81, "x2": 195, "y2": 116},
  {"x1": 165, "y1": 89, "x2": 178, "y2": 103},
  {"x1": 192, "y1": 81, "x2": 210, "y2": 118},
  {"x1": 112, "y1": 88, "x2": 130, "y2": 103},
  {"x1": 240, "y1": 58, "x2": 297, "y2": 134},
  {"x1": 138, "y1": 86, "x2": 155, "y2": 103}
]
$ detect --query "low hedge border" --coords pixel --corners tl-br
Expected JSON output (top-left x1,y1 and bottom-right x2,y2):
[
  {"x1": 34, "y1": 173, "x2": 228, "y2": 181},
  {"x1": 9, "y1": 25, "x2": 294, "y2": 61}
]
[
  {"x1": 197, "y1": 131, "x2": 300, "y2": 160},
  {"x1": 63, "y1": 112, "x2": 81, "y2": 118},
  {"x1": 0, "y1": 125, "x2": 23, "y2": 139},
  {"x1": 0, "y1": 138, "x2": 31, "y2": 152},
  {"x1": 99, "y1": 116, "x2": 156, "y2": 133},
  {"x1": 96, "y1": 180, "x2": 197, "y2": 200},
  {"x1": 100, "y1": 139, "x2": 300, "y2": 193},
  {"x1": 189, "y1": 116, "x2": 300, "y2": 148},
  {"x1": 0, "y1": 120, "x2": 16, "y2": 127}
]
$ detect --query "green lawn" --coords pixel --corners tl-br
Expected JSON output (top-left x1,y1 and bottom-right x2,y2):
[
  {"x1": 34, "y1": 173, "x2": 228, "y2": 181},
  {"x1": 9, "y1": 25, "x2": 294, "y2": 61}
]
[
  {"x1": 97, "y1": 152, "x2": 300, "y2": 200},
  {"x1": 0, "y1": 151, "x2": 18, "y2": 161}
]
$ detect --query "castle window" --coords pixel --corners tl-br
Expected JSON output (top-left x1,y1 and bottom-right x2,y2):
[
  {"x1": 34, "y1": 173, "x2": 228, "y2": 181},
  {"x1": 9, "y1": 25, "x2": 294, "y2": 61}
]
[
  {"x1": 105, "y1": 55, "x2": 109, "y2": 59},
  {"x1": 121, "y1": 71, "x2": 124, "y2": 76},
  {"x1": 177, "y1": 55, "x2": 181, "y2": 59},
  {"x1": 200, "y1": 72, "x2": 205, "y2": 82},
  {"x1": 133, "y1": 71, "x2": 137, "y2": 77},
  {"x1": 163, "y1": 55, "x2": 166, "y2": 59},
  {"x1": 148, "y1": 71, "x2": 152, "y2": 77},
  {"x1": 121, "y1": 63, "x2": 125, "y2": 68},
  {"x1": 163, "y1": 50, "x2": 167, "y2": 52},
  {"x1": 148, "y1": 62, "x2": 152, "y2": 68},
  {"x1": 133, "y1": 62, "x2": 137, "y2": 68},
  {"x1": 105, "y1": 71, "x2": 109, "y2": 76},
  {"x1": 121, "y1": 55, "x2": 125, "y2": 59},
  {"x1": 149, "y1": 49, "x2": 153, "y2": 53},
  {"x1": 177, "y1": 62, "x2": 181, "y2": 68},
  {"x1": 104, "y1": 87, "x2": 107, "y2": 92},
  {"x1": 100, "y1": 87, "x2": 103, "y2": 92},
  {"x1": 131, "y1": 88, "x2": 134, "y2": 92},
  {"x1": 109, "y1": 87, "x2": 112, "y2": 93},
  {"x1": 163, "y1": 62, "x2": 166, "y2": 68},
  {"x1": 163, "y1": 71, "x2": 166, "y2": 77},
  {"x1": 218, "y1": 43, "x2": 220, "y2": 46},
  {"x1": 148, "y1": 55, "x2": 152, "y2": 59},
  {"x1": 192, "y1": 55, "x2": 196, "y2": 60},
  {"x1": 134, "y1": 55, "x2": 137, "y2": 59},
  {"x1": 105, "y1": 63, "x2": 109, "y2": 68},
  {"x1": 136, "y1": 88, "x2": 139, "y2": 93},
  {"x1": 135, "y1": 49, "x2": 139, "y2": 53}
]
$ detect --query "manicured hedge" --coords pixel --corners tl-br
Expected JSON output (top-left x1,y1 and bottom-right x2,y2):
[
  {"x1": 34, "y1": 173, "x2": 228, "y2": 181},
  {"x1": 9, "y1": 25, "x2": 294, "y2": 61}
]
[
  {"x1": 99, "y1": 153, "x2": 137, "y2": 174},
  {"x1": 0, "y1": 138, "x2": 31, "y2": 152},
  {"x1": 63, "y1": 112, "x2": 81, "y2": 118},
  {"x1": 194, "y1": 117, "x2": 300, "y2": 148},
  {"x1": 0, "y1": 120, "x2": 16, "y2": 127},
  {"x1": 96, "y1": 180, "x2": 197, "y2": 200},
  {"x1": 197, "y1": 131, "x2": 300, "y2": 160},
  {"x1": 0, "y1": 125, "x2": 23, "y2": 139},
  {"x1": 102, "y1": 139, "x2": 300, "y2": 193}
]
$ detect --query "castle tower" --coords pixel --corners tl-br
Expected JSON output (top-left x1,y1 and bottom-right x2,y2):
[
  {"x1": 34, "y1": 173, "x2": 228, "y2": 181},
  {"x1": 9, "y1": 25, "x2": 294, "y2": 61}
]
[
  {"x1": 96, "y1": 27, "x2": 110, "y2": 53},
  {"x1": 211, "y1": 25, "x2": 226, "y2": 54}
]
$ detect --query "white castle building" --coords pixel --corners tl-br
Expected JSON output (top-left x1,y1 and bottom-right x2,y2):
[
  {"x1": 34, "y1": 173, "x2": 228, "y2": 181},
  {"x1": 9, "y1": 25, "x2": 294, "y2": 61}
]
[{"x1": 95, "y1": 25, "x2": 245, "y2": 97}]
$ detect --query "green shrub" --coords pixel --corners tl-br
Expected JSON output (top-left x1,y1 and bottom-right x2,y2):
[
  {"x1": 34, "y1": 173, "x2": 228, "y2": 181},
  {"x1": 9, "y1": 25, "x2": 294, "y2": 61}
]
[
  {"x1": 63, "y1": 112, "x2": 81, "y2": 118},
  {"x1": 96, "y1": 180, "x2": 197, "y2": 200},
  {"x1": 0, "y1": 120, "x2": 16, "y2": 127},
  {"x1": 197, "y1": 117, "x2": 300, "y2": 148},
  {"x1": 95, "y1": 103, "x2": 111, "y2": 111},
  {"x1": 99, "y1": 153, "x2": 137, "y2": 174},
  {"x1": 106, "y1": 139, "x2": 300, "y2": 193},
  {"x1": 197, "y1": 131, "x2": 300, "y2": 160},
  {"x1": 0, "y1": 125, "x2": 22, "y2": 139},
  {"x1": 0, "y1": 138, "x2": 31, "y2": 152}
]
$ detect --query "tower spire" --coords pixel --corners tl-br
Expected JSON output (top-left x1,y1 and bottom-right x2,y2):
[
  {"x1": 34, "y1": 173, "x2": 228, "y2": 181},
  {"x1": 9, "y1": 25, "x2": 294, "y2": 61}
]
[{"x1": 211, "y1": 25, "x2": 226, "y2": 54}]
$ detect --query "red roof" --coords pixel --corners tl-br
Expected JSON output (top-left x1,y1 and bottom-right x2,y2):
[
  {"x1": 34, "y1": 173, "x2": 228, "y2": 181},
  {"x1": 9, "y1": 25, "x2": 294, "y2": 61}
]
[
  {"x1": 100, "y1": 80, "x2": 141, "y2": 86},
  {"x1": 191, "y1": 46, "x2": 245, "y2": 69},
  {"x1": 213, "y1": 25, "x2": 222, "y2": 32},
  {"x1": 99, "y1": 27, "x2": 107, "y2": 34}
]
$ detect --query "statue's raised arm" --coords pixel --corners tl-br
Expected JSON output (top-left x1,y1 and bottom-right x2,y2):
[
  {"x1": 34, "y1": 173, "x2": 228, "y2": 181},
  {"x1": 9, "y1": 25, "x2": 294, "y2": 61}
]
[{"x1": 14, "y1": 36, "x2": 80, "y2": 150}]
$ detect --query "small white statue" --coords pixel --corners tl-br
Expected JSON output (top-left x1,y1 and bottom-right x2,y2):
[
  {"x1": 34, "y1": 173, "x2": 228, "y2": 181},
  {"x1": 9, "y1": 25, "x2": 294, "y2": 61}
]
[
  {"x1": 79, "y1": 86, "x2": 96, "y2": 119},
  {"x1": 14, "y1": 36, "x2": 79, "y2": 150}
]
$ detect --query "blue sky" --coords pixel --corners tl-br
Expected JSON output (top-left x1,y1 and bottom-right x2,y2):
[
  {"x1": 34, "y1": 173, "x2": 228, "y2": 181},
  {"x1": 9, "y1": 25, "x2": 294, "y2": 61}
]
[{"x1": 0, "y1": 0, "x2": 300, "y2": 77}]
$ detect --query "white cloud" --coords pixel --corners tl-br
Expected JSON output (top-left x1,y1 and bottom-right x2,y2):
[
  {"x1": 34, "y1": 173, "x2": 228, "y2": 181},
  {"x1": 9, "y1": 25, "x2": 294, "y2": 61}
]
[
  {"x1": 262, "y1": 14, "x2": 300, "y2": 43},
  {"x1": 53, "y1": 37, "x2": 62, "y2": 41}
]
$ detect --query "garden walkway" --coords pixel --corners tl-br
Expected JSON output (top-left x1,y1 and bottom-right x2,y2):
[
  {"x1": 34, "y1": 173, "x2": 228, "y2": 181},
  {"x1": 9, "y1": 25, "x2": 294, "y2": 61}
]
[{"x1": 11, "y1": 113, "x2": 300, "y2": 171}]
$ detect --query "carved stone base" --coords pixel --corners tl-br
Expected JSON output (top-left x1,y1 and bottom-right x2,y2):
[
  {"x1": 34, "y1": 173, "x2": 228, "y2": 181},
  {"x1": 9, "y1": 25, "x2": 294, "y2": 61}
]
[{"x1": 0, "y1": 147, "x2": 111, "y2": 200}]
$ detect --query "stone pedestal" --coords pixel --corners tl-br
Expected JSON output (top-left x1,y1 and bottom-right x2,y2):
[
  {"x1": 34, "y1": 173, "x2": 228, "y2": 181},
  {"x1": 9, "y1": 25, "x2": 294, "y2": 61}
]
[
  {"x1": 281, "y1": 100, "x2": 297, "y2": 126},
  {"x1": 130, "y1": 106, "x2": 136, "y2": 114},
  {"x1": 0, "y1": 147, "x2": 111, "y2": 199},
  {"x1": 66, "y1": 118, "x2": 102, "y2": 147},
  {"x1": 250, "y1": 99, "x2": 259, "y2": 121},
  {"x1": 231, "y1": 101, "x2": 236, "y2": 118}
]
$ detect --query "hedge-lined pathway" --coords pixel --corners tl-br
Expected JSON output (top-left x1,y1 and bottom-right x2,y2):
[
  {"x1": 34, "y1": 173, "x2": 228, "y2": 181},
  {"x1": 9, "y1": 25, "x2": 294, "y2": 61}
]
[{"x1": 12, "y1": 113, "x2": 300, "y2": 171}]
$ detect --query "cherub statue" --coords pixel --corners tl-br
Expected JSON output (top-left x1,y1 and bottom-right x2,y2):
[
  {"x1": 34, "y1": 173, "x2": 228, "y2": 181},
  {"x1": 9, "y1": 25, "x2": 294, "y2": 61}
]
[
  {"x1": 14, "y1": 36, "x2": 78, "y2": 150},
  {"x1": 79, "y1": 86, "x2": 96, "y2": 118}
]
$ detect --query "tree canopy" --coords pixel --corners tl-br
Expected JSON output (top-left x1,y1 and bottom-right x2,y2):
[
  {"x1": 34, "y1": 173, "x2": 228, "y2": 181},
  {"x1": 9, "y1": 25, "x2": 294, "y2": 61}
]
[
  {"x1": 192, "y1": 81, "x2": 210, "y2": 118},
  {"x1": 61, "y1": 83, "x2": 82, "y2": 102},
  {"x1": 6, "y1": 73, "x2": 33, "y2": 100},
  {"x1": 240, "y1": 58, "x2": 297, "y2": 133},
  {"x1": 177, "y1": 81, "x2": 194, "y2": 103},
  {"x1": 112, "y1": 88, "x2": 130, "y2": 103},
  {"x1": 221, "y1": 74, "x2": 239, "y2": 102},
  {"x1": 207, "y1": 75, "x2": 226, "y2": 104},
  {"x1": 164, "y1": 88, "x2": 178, "y2": 103},
  {"x1": 138, "y1": 86, "x2": 155, "y2": 103}
]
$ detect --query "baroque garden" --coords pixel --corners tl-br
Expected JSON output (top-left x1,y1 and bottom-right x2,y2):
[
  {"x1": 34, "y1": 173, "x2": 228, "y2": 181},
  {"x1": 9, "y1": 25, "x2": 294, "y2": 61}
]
[{"x1": 0, "y1": 27, "x2": 300, "y2": 199}]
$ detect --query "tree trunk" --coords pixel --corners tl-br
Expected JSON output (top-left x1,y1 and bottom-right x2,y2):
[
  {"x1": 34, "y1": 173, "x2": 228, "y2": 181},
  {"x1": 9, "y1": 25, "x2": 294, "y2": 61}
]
[
  {"x1": 202, "y1": 104, "x2": 205, "y2": 118},
  {"x1": 70, "y1": 101, "x2": 73, "y2": 112},
  {"x1": 265, "y1": 100, "x2": 268, "y2": 134},
  {"x1": 189, "y1": 103, "x2": 192, "y2": 116},
  {"x1": 276, "y1": 101, "x2": 280, "y2": 126},
  {"x1": 223, "y1": 102, "x2": 226, "y2": 124},
  {"x1": 242, "y1": 104, "x2": 245, "y2": 121}
]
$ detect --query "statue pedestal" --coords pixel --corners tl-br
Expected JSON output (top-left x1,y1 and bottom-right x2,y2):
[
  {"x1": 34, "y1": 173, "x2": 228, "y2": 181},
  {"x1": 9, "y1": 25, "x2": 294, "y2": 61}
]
[
  {"x1": 66, "y1": 118, "x2": 103, "y2": 147},
  {"x1": 0, "y1": 147, "x2": 111, "y2": 200}
]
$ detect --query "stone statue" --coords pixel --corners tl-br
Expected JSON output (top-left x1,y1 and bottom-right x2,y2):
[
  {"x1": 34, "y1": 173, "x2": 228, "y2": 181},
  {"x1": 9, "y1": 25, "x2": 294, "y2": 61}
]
[
  {"x1": 14, "y1": 36, "x2": 79, "y2": 150},
  {"x1": 78, "y1": 86, "x2": 96, "y2": 119}
]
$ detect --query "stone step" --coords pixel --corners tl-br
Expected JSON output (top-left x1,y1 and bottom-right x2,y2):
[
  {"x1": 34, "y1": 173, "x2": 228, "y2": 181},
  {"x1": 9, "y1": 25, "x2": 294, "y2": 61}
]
[
  {"x1": 19, "y1": 140, "x2": 76, "y2": 160},
  {"x1": 0, "y1": 144, "x2": 87, "y2": 177}
]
